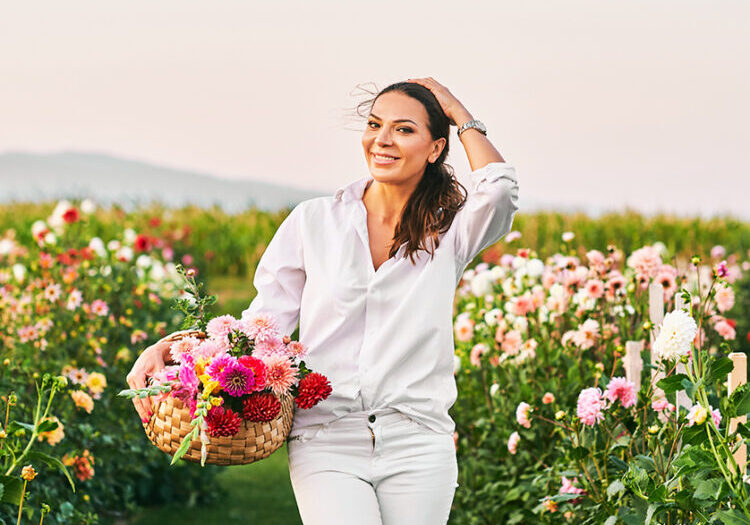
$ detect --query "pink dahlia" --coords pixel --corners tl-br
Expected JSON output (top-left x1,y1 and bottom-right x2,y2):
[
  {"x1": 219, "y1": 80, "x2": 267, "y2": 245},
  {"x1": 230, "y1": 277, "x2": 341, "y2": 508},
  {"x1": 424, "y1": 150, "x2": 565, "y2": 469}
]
[
  {"x1": 238, "y1": 312, "x2": 280, "y2": 344},
  {"x1": 715, "y1": 285, "x2": 735, "y2": 313},
  {"x1": 192, "y1": 339, "x2": 226, "y2": 361},
  {"x1": 507, "y1": 431, "x2": 520, "y2": 455},
  {"x1": 559, "y1": 475, "x2": 586, "y2": 504},
  {"x1": 205, "y1": 354, "x2": 235, "y2": 381},
  {"x1": 253, "y1": 334, "x2": 287, "y2": 358},
  {"x1": 577, "y1": 387, "x2": 605, "y2": 426},
  {"x1": 627, "y1": 246, "x2": 662, "y2": 279},
  {"x1": 218, "y1": 361, "x2": 256, "y2": 397},
  {"x1": 285, "y1": 341, "x2": 308, "y2": 359},
  {"x1": 238, "y1": 355, "x2": 267, "y2": 391},
  {"x1": 516, "y1": 402, "x2": 531, "y2": 428},
  {"x1": 205, "y1": 406, "x2": 242, "y2": 437},
  {"x1": 262, "y1": 354, "x2": 298, "y2": 396},
  {"x1": 605, "y1": 377, "x2": 637, "y2": 408},
  {"x1": 168, "y1": 336, "x2": 202, "y2": 364},
  {"x1": 206, "y1": 315, "x2": 237, "y2": 344},
  {"x1": 295, "y1": 372, "x2": 332, "y2": 409}
]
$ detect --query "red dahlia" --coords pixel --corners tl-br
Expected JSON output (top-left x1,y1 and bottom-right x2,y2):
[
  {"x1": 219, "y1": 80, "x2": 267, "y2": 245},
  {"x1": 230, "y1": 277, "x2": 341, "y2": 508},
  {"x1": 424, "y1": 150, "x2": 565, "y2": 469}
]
[
  {"x1": 134, "y1": 234, "x2": 151, "y2": 252},
  {"x1": 242, "y1": 393, "x2": 281, "y2": 422},
  {"x1": 295, "y1": 372, "x2": 332, "y2": 410},
  {"x1": 205, "y1": 406, "x2": 242, "y2": 437},
  {"x1": 62, "y1": 207, "x2": 80, "y2": 224},
  {"x1": 238, "y1": 355, "x2": 267, "y2": 391}
]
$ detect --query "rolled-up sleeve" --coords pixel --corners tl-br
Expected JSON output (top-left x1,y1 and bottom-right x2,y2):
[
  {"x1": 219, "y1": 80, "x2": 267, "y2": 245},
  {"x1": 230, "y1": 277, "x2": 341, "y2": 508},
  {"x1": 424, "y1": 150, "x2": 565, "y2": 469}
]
[
  {"x1": 453, "y1": 162, "x2": 519, "y2": 266},
  {"x1": 240, "y1": 203, "x2": 307, "y2": 337}
]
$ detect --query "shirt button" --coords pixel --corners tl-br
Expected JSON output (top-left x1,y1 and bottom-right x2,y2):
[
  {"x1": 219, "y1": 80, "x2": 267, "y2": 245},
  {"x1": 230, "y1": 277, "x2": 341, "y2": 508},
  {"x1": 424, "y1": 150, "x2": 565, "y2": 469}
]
[{"x1": 368, "y1": 415, "x2": 376, "y2": 423}]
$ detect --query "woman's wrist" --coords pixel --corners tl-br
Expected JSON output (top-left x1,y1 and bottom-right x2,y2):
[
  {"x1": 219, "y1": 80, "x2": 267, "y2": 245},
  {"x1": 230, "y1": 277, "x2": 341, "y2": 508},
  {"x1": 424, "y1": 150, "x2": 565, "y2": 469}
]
[{"x1": 452, "y1": 106, "x2": 474, "y2": 129}]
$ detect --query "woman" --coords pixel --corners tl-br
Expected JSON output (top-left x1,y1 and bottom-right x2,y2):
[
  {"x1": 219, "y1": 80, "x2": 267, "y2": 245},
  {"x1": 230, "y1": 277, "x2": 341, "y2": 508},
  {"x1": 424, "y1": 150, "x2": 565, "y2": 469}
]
[{"x1": 127, "y1": 77, "x2": 519, "y2": 524}]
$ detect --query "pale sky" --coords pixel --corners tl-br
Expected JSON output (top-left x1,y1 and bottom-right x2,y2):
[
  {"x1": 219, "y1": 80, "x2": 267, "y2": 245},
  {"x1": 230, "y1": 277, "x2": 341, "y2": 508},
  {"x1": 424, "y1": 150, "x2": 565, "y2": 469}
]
[{"x1": 1, "y1": 1, "x2": 748, "y2": 219}]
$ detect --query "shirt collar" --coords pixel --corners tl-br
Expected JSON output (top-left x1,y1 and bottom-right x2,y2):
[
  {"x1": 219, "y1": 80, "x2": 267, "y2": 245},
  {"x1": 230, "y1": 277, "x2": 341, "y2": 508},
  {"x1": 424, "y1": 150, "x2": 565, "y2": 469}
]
[{"x1": 334, "y1": 176, "x2": 374, "y2": 203}]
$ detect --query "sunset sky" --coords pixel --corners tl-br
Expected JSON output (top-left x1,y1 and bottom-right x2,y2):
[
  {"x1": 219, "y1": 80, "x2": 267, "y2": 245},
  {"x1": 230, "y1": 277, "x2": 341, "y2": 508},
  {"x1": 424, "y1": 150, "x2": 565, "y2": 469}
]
[{"x1": 1, "y1": 0, "x2": 748, "y2": 219}]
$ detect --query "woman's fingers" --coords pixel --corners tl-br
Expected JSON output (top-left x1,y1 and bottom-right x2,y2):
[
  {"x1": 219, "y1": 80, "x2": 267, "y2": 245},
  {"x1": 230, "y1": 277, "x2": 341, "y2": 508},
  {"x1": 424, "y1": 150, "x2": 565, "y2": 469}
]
[{"x1": 126, "y1": 369, "x2": 152, "y2": 422}]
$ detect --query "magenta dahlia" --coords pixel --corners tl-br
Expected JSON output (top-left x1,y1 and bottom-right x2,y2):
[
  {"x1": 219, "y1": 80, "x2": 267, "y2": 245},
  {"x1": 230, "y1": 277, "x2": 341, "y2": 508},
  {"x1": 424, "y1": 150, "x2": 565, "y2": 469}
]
[
  {"x1": 295, "y1": 372, "x2": 332, "y2": 409},
  {"x1": 205, "y1": 406, "x2": 242, "y2": 437},
  {"x1": 218, "y1": 361, "x2": 256, "y2": 397},
  {"x1": 242, "y1": 392, "x2": 281, "y2": 422}
]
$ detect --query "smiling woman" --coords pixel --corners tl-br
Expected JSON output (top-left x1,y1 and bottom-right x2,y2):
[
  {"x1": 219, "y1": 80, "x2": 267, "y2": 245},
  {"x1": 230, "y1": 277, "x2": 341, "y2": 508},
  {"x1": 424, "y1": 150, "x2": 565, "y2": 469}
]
[{"x1": 354, "y1": 81, "x2": 475, "y2": 266}]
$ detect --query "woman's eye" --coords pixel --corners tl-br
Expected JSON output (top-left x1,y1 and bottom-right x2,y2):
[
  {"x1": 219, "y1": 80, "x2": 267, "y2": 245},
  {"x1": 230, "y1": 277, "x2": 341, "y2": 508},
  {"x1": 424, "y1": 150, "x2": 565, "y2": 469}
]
[{"x1": 367, "y1": 121, "x2": 412, "y2": 133}]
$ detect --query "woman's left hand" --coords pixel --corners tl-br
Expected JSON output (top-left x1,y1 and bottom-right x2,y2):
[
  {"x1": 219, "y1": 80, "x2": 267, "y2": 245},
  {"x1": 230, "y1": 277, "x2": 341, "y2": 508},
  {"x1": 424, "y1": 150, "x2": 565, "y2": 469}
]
[{"x1": 406, "y1": 77, "x2": 470, "y2": 126}]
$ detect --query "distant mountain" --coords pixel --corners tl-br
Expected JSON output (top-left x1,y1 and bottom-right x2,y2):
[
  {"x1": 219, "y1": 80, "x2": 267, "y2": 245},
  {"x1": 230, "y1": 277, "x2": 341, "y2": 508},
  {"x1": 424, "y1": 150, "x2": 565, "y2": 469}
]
[{"x1": 0, "y1": 151, "x2": 327, "y2": 213}]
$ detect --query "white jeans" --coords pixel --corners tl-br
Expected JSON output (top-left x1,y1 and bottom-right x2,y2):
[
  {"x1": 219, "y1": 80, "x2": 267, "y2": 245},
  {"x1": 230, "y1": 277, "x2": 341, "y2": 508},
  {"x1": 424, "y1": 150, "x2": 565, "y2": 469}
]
[{"x1": 286, "y1": 408, "x2": 458, "y2": 525}]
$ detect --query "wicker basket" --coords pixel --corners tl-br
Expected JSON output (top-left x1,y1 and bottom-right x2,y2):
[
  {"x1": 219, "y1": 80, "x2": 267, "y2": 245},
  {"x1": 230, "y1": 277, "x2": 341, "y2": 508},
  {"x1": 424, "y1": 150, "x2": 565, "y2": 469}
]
[{"x1": 142, "y1": 329, "x2": 295, "y2": 465}]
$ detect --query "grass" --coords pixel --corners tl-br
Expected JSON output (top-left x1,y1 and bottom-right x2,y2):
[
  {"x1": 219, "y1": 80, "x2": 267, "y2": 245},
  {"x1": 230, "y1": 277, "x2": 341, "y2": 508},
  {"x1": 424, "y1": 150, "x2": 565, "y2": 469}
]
[{"x1": 127, "y1": 443, "x2": 301, "y2": 524}]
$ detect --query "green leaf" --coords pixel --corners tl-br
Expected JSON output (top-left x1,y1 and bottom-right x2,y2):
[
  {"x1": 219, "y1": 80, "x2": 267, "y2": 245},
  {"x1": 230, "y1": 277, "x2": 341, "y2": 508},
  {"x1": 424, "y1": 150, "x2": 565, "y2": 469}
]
[
  {"x1": 6, "y1": 421, "x2": 35, "y2": 433},
  {"x1": 707, "y1": 357, "x2": 734, "y2": 385},
  {"x1": 717, "y1": 509, "x2": 750, "y2": 525},
  {"x1": 170, "y1": 426, "x2": 198, "y2": 465},
  {"x1": 25, "y1": 451, "x2": 76, "y2": 492},
  {"x1": 603, "y1": 517, "x2": 617, "y2": 525},
  {"x1": 648, "y1": 484, "x2": 666, "y2": 503},
  {"x1": 36, "y1": 419, "x2": 59, "y2": 434},
  {"x1": 656, "y1": 374, "x2": 689, "y2": 394},
  {"x1": 731, "y1": 384, "x2": 750, "y2": 419},
  {"x1": 0, "y1": 476, "x2": 23, "y2": 505},
  {"x1": 693, "y1": 478, "x2": 723, "y2": 500},
  {"x1": 607, "y1": 479, "x2": 625, "y2": 498}
]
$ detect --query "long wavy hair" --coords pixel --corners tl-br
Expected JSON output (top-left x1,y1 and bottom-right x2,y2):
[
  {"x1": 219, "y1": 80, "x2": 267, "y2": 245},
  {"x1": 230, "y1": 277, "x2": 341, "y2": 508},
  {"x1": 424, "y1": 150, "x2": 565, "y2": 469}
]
[{"x1": 354, "y1": 81, "x2": 469, "y2": 265}]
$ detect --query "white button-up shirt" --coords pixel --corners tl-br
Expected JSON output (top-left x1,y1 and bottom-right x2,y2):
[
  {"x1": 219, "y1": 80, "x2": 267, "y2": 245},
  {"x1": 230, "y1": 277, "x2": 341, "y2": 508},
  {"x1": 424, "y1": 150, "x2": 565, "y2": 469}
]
[{"x1": 241, "y1": 162, "x2": 519, "y2": 435}]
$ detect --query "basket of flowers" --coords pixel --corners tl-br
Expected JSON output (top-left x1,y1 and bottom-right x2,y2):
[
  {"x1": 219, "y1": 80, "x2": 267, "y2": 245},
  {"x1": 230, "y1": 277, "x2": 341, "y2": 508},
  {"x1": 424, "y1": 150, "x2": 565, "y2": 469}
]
[{"x1": 119, "y1": 265, "x2": 332, "y2": 466}]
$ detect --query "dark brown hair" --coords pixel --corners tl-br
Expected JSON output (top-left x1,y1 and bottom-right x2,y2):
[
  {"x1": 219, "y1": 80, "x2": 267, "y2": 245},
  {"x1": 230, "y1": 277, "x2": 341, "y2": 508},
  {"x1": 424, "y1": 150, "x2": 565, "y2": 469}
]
[{"x1": 353, "y1": 81, "x2": 468, "y2": 265}]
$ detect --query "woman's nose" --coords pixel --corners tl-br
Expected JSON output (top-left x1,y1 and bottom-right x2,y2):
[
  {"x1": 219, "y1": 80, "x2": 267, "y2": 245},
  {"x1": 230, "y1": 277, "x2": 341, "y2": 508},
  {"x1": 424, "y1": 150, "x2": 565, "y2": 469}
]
[{"x1": 375, "y1": 127, "x2": 392, "y2": 145}]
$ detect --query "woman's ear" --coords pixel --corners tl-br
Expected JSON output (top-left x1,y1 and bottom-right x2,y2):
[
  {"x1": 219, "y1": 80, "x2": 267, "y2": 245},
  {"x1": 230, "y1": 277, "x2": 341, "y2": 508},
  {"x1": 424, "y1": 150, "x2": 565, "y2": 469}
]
[{"x1": 429, "y1": 137, "x2": 447, "y2": 163}]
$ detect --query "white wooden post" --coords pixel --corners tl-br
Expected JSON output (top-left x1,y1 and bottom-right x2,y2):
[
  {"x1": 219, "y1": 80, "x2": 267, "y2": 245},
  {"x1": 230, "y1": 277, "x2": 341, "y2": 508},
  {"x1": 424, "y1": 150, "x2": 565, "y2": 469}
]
[
  {"x1": 625, "y1": 341, "x2": 644, "y2": 391},
  {"x1": 673, "y1": 293, "x2": 692, "y2": 411},
  {"x1": 728, "y1": 352, "x2": 747, "y2": 475},
  {"x1": 649, "y1": 282, "x2": 666, "y2": 402}
]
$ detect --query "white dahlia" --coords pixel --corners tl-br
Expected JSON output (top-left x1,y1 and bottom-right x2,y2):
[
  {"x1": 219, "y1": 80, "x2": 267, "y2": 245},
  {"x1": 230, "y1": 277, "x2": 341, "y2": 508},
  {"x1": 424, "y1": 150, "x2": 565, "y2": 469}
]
[{"x1": 653, "y1": 309, "x2": 698, "y2": 362}]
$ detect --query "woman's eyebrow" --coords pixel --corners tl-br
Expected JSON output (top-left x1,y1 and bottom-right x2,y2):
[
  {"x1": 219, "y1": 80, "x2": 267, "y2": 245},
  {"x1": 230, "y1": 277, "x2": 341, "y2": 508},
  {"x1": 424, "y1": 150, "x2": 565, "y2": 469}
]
[{"x1": 369, "y1": 112, "x2": 418, "y2": 126}]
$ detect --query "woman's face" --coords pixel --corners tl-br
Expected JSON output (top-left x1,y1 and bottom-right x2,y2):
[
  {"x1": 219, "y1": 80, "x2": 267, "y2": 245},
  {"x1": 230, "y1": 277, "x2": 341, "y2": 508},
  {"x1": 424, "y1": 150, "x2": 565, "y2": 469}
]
[{"x1": 362, "y1": 91, "x2": 446, "y2": 184}]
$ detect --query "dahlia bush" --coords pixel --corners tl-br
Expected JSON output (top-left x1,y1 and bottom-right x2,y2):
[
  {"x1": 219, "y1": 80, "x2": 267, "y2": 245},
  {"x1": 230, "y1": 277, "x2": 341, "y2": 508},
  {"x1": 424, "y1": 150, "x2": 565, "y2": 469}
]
[
  {"x1": 119, "y1": 265, "x2": 332, "y2": 465},
  {"x1": 449, "y1": 233, "x2": 746, "y2": 524},
  {"x1": 0, "y1": 200, "x2": 220, "y2": 524}
]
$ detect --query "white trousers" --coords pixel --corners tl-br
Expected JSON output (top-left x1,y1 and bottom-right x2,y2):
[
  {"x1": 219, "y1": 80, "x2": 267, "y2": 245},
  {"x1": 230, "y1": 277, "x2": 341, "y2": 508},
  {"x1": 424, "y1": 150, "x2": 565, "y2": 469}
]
[{"x1": 286, "y1": 408, "x2": 459, "y2": 525}]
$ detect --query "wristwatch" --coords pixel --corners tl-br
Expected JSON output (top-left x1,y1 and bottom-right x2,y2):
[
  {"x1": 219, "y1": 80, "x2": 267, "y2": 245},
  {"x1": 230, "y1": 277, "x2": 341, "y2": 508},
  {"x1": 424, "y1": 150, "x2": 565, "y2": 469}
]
[{"x1": 457, "y1": 119, "x2": 487, "y2": 138}]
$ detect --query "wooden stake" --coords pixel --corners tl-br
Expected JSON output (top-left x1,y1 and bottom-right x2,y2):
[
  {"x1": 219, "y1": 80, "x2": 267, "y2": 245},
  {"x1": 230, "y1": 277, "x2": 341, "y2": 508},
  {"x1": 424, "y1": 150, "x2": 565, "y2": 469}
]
[
  {"x1": 625, "y1": 341, "x2": 644, "y2": 391},
  {"x1": 728, "y1": 352, "x2": 747, "y2": 475}
]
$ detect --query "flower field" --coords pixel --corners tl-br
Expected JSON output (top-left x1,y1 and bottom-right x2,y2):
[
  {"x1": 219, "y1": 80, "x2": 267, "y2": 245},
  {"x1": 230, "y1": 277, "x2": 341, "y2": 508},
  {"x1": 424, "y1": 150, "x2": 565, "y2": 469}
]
[{"x1": 1, "y1": 198, "x2": 749, "y2": 524}]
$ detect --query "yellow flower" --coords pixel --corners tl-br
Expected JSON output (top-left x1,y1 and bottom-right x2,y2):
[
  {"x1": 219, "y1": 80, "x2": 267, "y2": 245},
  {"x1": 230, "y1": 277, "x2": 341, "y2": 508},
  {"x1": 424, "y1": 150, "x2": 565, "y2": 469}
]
[
  {"x1": 0, "y1": 429, "x2": 7, "y2": 439},
  {"x1": 21, "y1": 465, "x2": 36, "y2": 481},
  {"x1": 693, "y1": 406, "x2": 708, "y2": 426},
  {"x1": 210, "y1": 396, "x2": 223, "y2": 407},
  {"x1": 86, "y1": 372, "x2": 107, "y2": 395},
  {"x1": 555, "y1": 410, "x2": 566, "y2": 420},
  {"x1": 115, "y1": 348, "x2": 131, "y2": 362},
  {"x1": 202, "y1": 381, "x2": 221, "y2": 398},
  {"x1": 71, "y1": 390, "x2": 94, "y2": 414},
  {"x1": 648, "y1": 425, "x2": 659, "y2": 435}
]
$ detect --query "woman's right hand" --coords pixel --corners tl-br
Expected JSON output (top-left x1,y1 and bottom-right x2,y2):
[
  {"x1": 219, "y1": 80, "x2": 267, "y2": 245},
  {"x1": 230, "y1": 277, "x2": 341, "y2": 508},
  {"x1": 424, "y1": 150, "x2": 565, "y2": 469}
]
[{"x1": 126, "y1": 339, "x2": 172, "y2": 423}]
